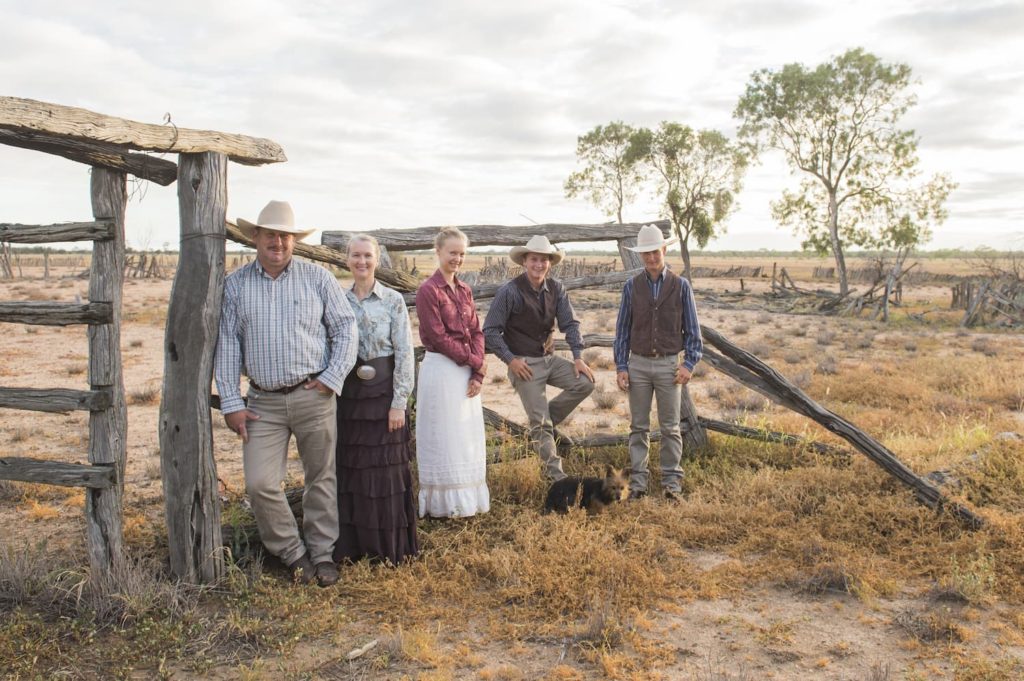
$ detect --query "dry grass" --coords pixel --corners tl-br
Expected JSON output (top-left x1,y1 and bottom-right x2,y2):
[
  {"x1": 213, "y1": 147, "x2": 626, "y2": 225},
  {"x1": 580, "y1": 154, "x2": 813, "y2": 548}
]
[{"x1": 3, "y1": 262, "x2": 1024, "y2": 678}]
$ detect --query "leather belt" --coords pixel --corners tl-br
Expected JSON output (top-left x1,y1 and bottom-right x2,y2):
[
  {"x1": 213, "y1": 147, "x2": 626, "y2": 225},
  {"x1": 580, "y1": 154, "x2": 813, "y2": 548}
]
[{"x1": 250, "y1": 373, "x2": 319, "y2": 394}]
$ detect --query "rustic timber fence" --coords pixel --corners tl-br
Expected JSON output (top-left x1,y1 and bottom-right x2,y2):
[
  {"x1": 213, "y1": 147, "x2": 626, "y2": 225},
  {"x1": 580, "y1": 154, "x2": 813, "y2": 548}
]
[
  {"x1": 0, "y1": 96, "x2": 285, "y2": 580},
  {"x1": 952, "y1": 278, "x2": 1023, "y2": 327}
]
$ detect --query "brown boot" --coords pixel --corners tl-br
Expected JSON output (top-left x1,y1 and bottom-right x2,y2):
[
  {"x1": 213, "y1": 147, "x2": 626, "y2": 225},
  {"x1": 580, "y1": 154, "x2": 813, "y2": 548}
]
[
  {"x1": 287, "y1": 553, "x2": 316, "y2": 585},
  {"x1": 315, "y1": 561, "x2": 340, "y2": 588}
]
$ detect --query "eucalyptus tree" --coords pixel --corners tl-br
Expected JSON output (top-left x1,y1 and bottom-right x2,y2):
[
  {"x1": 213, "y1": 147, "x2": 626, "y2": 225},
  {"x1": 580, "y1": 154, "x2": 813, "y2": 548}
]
[
  {"x1": 735, "y1": 47, "x2": 952, "y2": 296},
  {"x1": 564, "y1": 121, "x2": 646, "y2": 224},
  {"x1": 633, "y1": 122, "x2": 748, "y2": 280}
]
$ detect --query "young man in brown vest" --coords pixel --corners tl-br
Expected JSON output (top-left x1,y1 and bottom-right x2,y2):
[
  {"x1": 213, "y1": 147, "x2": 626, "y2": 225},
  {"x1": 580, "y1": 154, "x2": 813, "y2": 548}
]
[
  {"x1": 483, "y1": 235, "x2": 595, "y2": 481},
  {"x1": 613, "y1": 225, "x2": 703, "y2": 500}
]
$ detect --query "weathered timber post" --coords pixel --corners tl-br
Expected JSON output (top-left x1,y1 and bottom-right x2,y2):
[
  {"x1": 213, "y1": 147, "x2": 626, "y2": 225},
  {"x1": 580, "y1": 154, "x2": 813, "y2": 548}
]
[
  {"x1": 87, "y1": 167, "x2": 127, "y2": 572},
  {"x1": 616, "y1": 235, "x2": 708, "y2": 452},
  {"x1": 160, "y1": 152, "x2": 228, "y2": 583}
]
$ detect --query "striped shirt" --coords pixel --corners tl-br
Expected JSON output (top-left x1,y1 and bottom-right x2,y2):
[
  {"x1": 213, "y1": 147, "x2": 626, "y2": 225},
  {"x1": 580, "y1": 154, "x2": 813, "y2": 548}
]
[
  {"x1": 613, "y1": 267, "x2": 702, "y2": 373},
  {"x1": 344, "y1": 280, "x2": 415, "y2": 410},
  {"x1": 215, "y1": 258, "x2": 358, "y2": 415},
  {"x1": 483, "y1": 277, "x2": 584, "y2": 363}
]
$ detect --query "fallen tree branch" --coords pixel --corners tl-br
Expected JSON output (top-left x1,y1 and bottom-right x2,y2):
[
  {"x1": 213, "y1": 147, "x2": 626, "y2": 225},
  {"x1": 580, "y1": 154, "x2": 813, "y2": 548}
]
[{"x1": 699, "y1": 324, "x2": 983, "y2": 528}]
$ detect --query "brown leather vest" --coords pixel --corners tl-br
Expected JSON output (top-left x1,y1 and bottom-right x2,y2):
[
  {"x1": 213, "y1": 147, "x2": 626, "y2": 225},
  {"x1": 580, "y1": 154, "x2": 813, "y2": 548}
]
[
  {"x1": 503, "y1": 273, "x2": 557, "y2": 357},
  {"x1": 629, "y1": 270, "x2": 684, "y2": 356}
]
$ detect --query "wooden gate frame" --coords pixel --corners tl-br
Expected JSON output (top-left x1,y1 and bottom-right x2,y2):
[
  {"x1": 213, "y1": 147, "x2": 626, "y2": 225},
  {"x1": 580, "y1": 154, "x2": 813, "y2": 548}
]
[{"x1": 0, "y1": 97, "x2": 284, "y2": 578}]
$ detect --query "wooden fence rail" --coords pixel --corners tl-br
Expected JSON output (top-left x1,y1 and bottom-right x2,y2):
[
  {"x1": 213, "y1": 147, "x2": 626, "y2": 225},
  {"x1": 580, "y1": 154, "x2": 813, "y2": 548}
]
[
  {"x1": 0, "y1": 458, "x2": 115, "y2": 488},
  {"x1": 0, "y1": 387, "x2": 111, "y2": 413},
  {"x1": 321, "y1": 220, "x2": 671, "y2": 252},
  {"x1": 0, "y1": 301, "x2": 113, "y2": 325},
  {"x1": 0, "y1": 221, "x2": 115, "y2": 243}
]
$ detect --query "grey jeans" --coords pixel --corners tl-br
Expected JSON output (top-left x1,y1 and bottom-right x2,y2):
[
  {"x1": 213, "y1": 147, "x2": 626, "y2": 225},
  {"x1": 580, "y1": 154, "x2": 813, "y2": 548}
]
[
  {"x1": 242, "y1": 386, "x2": 339, "y2": 565},
  {"x1": 509, "y1": 354, "x2": 594, "y2": 480},
  {"x1": 627, "y1": 353, "x2": 683, "y2": 493}
]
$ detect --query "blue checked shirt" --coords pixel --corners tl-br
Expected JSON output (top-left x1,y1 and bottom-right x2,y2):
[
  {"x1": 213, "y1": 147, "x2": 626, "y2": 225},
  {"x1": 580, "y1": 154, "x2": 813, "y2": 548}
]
[
  {"x1": 215, "y1": 258, "x2": 358, "y2": 415},
  {"x1": 483, "y1": 277, "x2": 585, "y2": 363},
  {"x1": 613, "y1": 267, "x2": 703, "y2": 373}
]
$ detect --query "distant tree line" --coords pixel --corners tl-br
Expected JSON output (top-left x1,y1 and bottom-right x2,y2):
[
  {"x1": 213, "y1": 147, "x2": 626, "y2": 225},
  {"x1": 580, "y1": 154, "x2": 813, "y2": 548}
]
[{"x1": 565, "y1": 47, "x2": 955, "y2": 294}]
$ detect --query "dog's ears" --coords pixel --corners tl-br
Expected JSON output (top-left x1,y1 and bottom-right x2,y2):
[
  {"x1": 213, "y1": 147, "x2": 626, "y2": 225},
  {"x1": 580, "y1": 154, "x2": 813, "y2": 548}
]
[{"x1": 604, "y1": 463, "x2": 615, "y2": 477}]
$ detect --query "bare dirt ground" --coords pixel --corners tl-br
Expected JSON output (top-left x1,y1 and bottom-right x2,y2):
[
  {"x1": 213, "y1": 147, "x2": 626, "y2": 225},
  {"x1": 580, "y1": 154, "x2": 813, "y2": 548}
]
[{"x1": 2, "y1": 253, "x2": 1023, "y2": 680}]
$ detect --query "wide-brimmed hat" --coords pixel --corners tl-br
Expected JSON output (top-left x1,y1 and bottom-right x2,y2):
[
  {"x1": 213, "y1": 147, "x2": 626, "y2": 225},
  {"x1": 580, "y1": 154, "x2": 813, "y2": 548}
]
[
  {"x1": 510, "y1": 235, "x2": 565, "y2": 266},
  {"x1": 236, "y1": 200, "x2": 316, "y2": 241},
  {"x1": 626, "y1": 224, "x2": 678, "y2": 252}
]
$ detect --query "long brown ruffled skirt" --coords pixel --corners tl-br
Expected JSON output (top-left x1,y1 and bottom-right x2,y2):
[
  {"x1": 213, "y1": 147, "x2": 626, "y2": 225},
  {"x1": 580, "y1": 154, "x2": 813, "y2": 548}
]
[{"x1": 333, "y1": 356, "x2": 419, "y2": 565}]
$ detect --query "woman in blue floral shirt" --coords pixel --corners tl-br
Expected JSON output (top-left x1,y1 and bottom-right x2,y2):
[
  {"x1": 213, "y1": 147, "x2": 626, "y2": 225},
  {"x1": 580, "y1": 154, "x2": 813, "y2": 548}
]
[{"x1": 332, "y1": 234, "x2": 418, "y2": 565}]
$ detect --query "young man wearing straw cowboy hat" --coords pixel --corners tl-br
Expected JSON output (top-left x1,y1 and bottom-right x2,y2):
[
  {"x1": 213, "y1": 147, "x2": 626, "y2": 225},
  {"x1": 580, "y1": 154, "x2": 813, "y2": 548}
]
[
  {"x1": 612, "y1": 224, "x2": 703, "y2": 501},
  {"x1": 215, "y1": 200, "x2": 358, "y2": 587},
  {"x1": 483, "y1": 235, "x2": 595, "y2": 481}
]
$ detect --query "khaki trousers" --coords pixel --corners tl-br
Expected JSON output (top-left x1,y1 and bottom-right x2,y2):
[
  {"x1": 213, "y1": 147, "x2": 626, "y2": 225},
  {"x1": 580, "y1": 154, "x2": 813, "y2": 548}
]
[
  {"x1": 242, "y1": 386, "x2": 338, "y2": 565},
  {"x1": 627, "y1": 353, "x2": 684, "y2": 493},
  {"x1": 509, "y1": 354, "x2": 594, "y2": 480}
]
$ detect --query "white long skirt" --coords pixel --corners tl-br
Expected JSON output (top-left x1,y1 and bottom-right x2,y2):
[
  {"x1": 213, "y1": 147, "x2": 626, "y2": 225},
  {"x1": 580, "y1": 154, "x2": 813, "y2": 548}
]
[{"x1": 415, "y1": 351, "x2": 490, "y2": 518}]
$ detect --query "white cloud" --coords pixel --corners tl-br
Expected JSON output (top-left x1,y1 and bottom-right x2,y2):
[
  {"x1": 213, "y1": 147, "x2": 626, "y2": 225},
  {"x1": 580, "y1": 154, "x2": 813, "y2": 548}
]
[{"x1": 0, "y1": 0, "x2": 1021, "y2": 250}]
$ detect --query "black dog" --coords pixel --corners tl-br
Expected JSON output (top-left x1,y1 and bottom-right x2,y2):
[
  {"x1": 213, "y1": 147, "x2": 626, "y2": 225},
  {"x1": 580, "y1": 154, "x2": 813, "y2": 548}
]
[{"x1": 543, "y1": 465, "x2": 630, "y2": 515}]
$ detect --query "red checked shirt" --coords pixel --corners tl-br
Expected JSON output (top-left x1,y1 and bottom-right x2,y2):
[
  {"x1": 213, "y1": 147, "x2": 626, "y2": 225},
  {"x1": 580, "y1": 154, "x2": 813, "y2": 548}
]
[{"x1": 415, "y1": 269, "x2": 486, "y2": 383}]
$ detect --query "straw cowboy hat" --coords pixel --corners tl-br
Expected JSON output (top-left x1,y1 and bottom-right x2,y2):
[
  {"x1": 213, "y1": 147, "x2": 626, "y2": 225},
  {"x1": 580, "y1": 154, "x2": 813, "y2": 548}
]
[
  {"x1": 626, "y1": 224, "x2": 678, "y2": 252},
  {"x1": 236, "y1": 200, "x2": 317, "y2": 241},
  {"x1": 510, "y1": 235, "x2": 565, "y2": 266}
]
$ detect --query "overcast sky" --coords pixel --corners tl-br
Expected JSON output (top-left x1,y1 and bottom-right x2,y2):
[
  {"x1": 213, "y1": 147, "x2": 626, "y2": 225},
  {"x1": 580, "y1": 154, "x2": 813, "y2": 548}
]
[{"x1": 2, "y1": 0, "x2": 1022, "y2": 251}]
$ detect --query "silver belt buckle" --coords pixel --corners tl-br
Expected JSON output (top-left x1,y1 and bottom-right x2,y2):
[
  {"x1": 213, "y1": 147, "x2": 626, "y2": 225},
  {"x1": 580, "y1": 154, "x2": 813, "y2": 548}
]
[{"x1": 355, "y1": 365, "x2": 376, "y2": 381}]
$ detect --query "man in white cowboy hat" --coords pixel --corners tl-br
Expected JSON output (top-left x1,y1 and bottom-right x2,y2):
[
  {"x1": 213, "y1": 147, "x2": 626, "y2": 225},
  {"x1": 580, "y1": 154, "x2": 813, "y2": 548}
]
[
  {"x1": 483, "y1": 235, "x2": 595, "y2": 480},
  {"x1": 612, "y1": 224, "x2": 702, "y2": 501},
  {"x1": 215, "y1": 200, "x2": 358, "y2": 587}
]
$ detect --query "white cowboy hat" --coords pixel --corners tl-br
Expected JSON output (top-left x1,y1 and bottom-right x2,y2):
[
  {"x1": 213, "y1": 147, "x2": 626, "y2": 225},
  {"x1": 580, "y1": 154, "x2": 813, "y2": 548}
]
[
  {"x1": 510, "y1": 234, "x2": 565, "y2": 266},
  {"x1": 626, "y1": 224, "x2": 678, "y2": 252},
  {"x1": 236, "y1": 200, "x2": 316, "y2": 241}
]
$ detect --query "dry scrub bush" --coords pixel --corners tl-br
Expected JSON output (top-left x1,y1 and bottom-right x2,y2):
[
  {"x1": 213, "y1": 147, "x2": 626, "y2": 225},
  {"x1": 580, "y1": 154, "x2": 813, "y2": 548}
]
[
  {"x1": 789, "y1": 370, "x2": 812, "y2": 389},
  {"x1": 732, "y1": 323, "x2": 750, "y2": 335},
  {"x1": 0, "y1": 543, "x2": 199, "y2": 627},
  {"x1": 952, "y1": 655, "x2": 1023, "y2": 681},
  {"x1": 894, "y1": 608, "x2": 969, "y2": 644},
  {"x1": 815, "y1": 330, "x2": 836, "y2": 346},
  {"x1": 591, "y1": 384, "x2": 620, "y2": 410},
  {"x1": 128, "y1": 385, "x2": 160, "y2": 406},
  {"x1": 782, "y1": 350, "x2": 805, "y2": 365},
  {"x1": 933, "y1": 553, "x2": 997, "y2": 605},
  {"x1": 744, "y1": 341, "x2": 771, "y2": 357},
  {"x1": 970, "y1": 338, "x2": 998, "y2": 357},
  {"x1": 958, "y1": 439, "x2": 1024, "y2": 512},
  {"x1": 850, "y1": 334, "x2": 875, "y2": 350},
  {"x1": 582, "y1": 348, "x2": 614, "y2": 370},
  {"x1": 0, "y1": 479, "x2": 21, "y2": 502}
]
